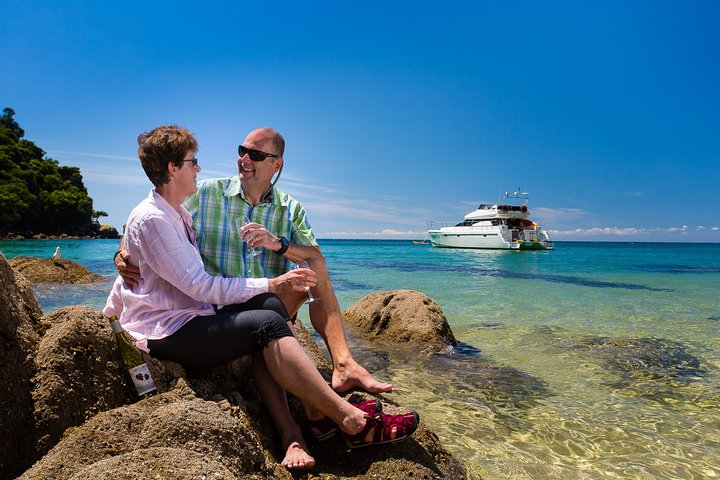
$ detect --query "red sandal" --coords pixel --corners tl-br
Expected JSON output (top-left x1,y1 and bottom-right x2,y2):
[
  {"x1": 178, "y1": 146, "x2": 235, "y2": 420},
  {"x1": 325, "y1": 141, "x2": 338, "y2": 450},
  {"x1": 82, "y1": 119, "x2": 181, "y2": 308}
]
[
  {"x1": 343, "y1": 411, "x2": 420, "y2": 449},
  {"x1": 308, "y1": 399, "x2": 382, "y2": 441}
]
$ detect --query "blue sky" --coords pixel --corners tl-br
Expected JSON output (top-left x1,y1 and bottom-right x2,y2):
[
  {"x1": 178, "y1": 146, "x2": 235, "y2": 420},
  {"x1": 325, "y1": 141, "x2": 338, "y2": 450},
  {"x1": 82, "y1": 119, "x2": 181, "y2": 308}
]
[{"x1": 3, "y1": 1, "x2": 719, "y2": 242}]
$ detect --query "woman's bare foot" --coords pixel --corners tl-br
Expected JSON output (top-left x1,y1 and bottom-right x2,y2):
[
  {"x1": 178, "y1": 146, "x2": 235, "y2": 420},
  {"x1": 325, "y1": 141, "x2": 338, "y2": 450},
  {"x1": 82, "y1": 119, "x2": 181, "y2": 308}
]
[
  {"x1": 281, "y1": 440, "x2": 315, "y2": 470},
  {"x1": 332, "y1": 359, "x2": 393, "y2": 394}
]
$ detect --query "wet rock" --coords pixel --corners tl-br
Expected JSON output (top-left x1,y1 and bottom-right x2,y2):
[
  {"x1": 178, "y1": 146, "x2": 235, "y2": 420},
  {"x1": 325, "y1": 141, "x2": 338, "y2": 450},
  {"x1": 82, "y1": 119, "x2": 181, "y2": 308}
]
[
  {"x1": 9, "y1": 256, "x2": 102, "y2": 284},
  {"x1": 565, "y1": 336, "x2": 705, "y2": 380},
  {"x1": 552, "y1": 334, "x2": 708, "y2": 406},
  {"x1": 343, "y1": 290, "x2": 457, "y2": 353},
  {"x1": 0, "y1": 253, "x2": 44, "y2": 479}
]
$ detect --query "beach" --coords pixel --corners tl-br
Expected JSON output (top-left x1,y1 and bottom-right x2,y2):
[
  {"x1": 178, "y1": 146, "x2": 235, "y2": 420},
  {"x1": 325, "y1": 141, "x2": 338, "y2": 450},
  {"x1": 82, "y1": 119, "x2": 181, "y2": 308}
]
[{"x1": 2, "y1": 239, "x2": 719, "y2": 479}]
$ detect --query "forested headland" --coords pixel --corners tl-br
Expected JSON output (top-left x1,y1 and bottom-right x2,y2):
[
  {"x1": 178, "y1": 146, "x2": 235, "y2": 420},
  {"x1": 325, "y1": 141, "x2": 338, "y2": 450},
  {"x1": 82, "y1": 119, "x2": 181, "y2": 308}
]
[{"x1": 0, "y1": 108, "x2": 118, "y2": 239}]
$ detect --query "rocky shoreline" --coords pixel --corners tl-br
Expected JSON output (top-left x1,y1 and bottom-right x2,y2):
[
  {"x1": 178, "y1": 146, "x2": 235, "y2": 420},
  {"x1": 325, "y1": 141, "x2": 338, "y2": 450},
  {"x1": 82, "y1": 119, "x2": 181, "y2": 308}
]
[
  {"x1": 1, "y1": 223, "x2": 121, "y2": 240},
  {"x1": 0, "y1": 253, "x2": 469, "y2": 480}
]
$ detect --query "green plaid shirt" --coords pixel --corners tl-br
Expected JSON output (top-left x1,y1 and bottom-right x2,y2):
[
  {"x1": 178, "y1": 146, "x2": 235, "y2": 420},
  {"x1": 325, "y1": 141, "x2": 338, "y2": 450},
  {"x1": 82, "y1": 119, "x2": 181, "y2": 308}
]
[{"x1": 183, "y1": 176, "x2": 318, "y2": 278}]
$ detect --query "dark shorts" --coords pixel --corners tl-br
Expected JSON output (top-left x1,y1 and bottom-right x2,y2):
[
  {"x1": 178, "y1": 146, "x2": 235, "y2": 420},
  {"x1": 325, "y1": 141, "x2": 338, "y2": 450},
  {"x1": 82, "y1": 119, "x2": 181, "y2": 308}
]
[{"x1": 147, "y1": 293, "x2": 293, "y2": 369}]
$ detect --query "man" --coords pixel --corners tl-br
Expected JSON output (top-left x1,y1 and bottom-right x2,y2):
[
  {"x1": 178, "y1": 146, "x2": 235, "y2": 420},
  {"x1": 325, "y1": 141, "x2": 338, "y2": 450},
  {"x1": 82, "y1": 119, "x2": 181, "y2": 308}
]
[{"x1": 117, "y1": 127, "x2": 391, "y2": 395}]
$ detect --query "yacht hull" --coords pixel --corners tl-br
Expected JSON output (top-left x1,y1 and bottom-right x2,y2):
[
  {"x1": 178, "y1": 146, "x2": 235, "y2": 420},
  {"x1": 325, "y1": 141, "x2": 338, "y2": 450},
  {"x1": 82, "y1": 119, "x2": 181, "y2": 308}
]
[{"x1": 427, "y1": 226, "x2": 554, "y2": 250}]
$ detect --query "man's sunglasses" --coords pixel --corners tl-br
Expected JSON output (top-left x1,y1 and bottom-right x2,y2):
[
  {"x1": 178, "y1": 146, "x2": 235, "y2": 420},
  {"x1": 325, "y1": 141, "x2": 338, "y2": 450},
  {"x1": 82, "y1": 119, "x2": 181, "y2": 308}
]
[
  {"x1": 238, "y1": 145, "x2": 280, "y2": 162},
  {"x1": 178, "y1": 158, "x2": 199, "y2": 166}
]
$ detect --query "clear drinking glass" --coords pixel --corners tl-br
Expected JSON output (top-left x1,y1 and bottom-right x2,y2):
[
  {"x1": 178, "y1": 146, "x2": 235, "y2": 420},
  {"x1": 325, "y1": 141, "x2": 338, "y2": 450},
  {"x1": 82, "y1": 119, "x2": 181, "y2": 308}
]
[
  {"x1": 236, "y1": 216, "x2": 261, "y2": 257},
  {"x1": 294, "y1": 261, "x2": 318, "y2": 304}
]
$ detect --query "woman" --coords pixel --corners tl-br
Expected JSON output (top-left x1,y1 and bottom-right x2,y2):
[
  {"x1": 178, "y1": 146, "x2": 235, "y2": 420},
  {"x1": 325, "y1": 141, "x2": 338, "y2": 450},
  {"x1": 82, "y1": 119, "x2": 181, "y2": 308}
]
[{"x1": 103, "y1": 125, "x2": 419, "y2": 470}]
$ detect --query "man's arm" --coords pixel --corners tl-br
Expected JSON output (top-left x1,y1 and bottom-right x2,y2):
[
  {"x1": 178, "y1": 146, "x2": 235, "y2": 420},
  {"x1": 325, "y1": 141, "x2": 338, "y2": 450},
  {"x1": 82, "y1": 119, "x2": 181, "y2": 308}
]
[{"x1": 114, "y1": 235, "x2": 141, "y2": 288}]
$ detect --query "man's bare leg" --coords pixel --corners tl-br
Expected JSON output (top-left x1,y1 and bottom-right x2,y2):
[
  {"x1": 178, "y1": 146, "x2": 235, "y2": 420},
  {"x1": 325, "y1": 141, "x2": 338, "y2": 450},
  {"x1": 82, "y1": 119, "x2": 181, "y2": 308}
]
[{"x1": 279, "y1": 257, "x2": 393, "y2": 394}]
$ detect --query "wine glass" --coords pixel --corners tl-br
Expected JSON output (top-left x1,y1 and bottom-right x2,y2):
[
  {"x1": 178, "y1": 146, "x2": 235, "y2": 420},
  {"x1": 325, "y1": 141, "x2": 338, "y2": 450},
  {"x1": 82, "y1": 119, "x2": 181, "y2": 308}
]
[
  {"x1": 294, "y1": 261, "x2": 318, "y2": 304},
  {"x1": 236, "y1": 216, "x2": 261, "y2": 258}
]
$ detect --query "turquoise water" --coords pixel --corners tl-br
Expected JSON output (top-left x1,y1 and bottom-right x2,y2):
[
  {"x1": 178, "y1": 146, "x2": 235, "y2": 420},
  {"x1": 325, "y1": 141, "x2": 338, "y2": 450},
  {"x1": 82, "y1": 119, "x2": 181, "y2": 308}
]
[{"x1": 2, "y1": 239, "x2": 719, "y2": 479}]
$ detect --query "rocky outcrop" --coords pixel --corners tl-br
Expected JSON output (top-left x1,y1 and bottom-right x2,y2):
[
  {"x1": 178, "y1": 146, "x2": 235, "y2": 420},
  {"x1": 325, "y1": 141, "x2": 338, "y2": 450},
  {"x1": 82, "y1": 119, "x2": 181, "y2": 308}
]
[
  {"x1": 1, "y1": 223, "x2": 121, "y2": 240},
  {"x1": 32, "y1": 306, "x2": 127, "y2": 456},
  {"x1": 343, "y1": 289, "x2": 458, "y2": 353},
  {"x1": 0, "y1": 254, "x2": 467, "y2": 479},
  {"x1": 0, "y1": 253, "x2": 44, "y2": 478},
  {"x1": 21, "y1": 381, "x2": 270, "y2": 480},
  {"x1": 8, "y1": 256, "x2": 102, "y2": 284}
]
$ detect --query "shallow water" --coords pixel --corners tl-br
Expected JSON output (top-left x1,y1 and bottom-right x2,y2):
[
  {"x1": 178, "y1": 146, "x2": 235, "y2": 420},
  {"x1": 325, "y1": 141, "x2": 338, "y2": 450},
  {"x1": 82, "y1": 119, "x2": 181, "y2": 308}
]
[{"x1": 2, "y1": 239, "x2": 719, "y2": 479}]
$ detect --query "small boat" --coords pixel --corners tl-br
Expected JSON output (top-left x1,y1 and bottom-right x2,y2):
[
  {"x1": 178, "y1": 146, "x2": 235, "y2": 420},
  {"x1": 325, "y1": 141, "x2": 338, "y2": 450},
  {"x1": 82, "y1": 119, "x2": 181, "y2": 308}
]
[
  {"x1": 427, "y1": 191, "x2": 554, "y2": 250},
  {"x1": 412, "y1": 240, "x2": 428, "y2": 245}
]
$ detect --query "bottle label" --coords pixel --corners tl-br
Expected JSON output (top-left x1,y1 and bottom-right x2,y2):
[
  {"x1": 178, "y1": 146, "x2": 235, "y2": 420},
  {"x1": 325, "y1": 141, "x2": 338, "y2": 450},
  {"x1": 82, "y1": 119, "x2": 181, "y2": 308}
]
[{"x1": 128, "y1": 363, "x2": 157, "y2": 396}]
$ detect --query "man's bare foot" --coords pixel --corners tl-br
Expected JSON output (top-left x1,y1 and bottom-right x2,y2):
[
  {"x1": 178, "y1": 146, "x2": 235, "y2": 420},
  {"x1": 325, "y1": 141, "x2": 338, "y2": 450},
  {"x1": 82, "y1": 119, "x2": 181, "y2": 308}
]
[
  {"x1": 281, "y1": 441, "x2": 315, "y2": 470},
  {"x1": 332, "y1": 360, "x2": 393, "y2": 394}
]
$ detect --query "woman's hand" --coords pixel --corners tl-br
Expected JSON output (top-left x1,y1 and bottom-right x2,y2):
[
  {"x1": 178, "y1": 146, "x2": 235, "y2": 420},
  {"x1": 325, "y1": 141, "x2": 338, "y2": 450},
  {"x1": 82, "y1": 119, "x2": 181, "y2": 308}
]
[{"x1": 268, "y1": 268, "x2": 317, "y2": 294}]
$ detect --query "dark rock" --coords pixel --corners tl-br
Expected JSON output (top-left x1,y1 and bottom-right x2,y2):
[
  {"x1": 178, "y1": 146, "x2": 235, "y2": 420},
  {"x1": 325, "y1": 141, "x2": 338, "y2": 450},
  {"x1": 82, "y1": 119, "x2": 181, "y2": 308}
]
[
  {"x1": 342, "y1": 289, "x2": 457, "y2": 353},
  {"x1": 0, "y1": 253, "x2": 44, "y2": 479},
  {"x1": 95, "y1": 223, "x2": 121, "y2": 239},
  {"x1": 9, "y1": 256, "x2": 102, "y2": 284}
]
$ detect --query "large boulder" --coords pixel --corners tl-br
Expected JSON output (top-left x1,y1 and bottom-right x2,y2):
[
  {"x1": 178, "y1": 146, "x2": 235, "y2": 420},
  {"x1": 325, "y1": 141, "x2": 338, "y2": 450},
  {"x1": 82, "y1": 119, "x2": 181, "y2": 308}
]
[
  {"x1": 9, "y1": 256, "x2": 102, "y2": 284},
  {"x1": 343, "y1": 289, "x2": 457, "y2": 353},
  {"x1": 0, "y1": 253, "x2": 44, "y2": 479},
  {"x1": 20, "y1": 380, "x2": 270, "y2": 479},
  {"x1": 32, "y1": 306, "x2": 128, "y2": 456}
]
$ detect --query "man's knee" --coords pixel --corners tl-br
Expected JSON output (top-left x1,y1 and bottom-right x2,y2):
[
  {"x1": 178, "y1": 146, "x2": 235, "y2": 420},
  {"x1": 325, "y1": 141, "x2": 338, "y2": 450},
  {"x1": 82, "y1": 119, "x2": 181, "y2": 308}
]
[{"x1": 306, "y1": 254, "x2": 328, "y2": 274}]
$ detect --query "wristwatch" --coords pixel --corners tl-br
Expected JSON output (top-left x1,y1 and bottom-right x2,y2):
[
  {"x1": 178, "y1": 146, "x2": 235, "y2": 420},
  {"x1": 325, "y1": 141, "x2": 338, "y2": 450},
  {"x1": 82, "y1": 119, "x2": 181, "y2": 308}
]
[{"x1": 274, "y1": 236, "x2": 289, "y2": 255}]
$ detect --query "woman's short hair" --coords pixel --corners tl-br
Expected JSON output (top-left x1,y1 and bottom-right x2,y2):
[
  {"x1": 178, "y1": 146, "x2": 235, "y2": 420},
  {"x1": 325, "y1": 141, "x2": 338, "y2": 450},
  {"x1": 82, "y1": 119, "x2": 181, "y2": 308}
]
[{"x1": 137, "y1": 125, "x2": 198, "y2": 187}]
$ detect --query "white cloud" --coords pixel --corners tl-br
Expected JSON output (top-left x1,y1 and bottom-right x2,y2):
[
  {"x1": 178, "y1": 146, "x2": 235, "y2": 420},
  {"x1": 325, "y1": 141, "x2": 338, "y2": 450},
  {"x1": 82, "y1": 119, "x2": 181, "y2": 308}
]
[
  {"x1": 49, "y1": 150, "x2": 137, "y2": 162},
  {"x1": 319, "y1": 229, "x2": 426, "y2": 239},
  {"x1": 549, "y1": 225, "x2": 690, "y2": 237}
]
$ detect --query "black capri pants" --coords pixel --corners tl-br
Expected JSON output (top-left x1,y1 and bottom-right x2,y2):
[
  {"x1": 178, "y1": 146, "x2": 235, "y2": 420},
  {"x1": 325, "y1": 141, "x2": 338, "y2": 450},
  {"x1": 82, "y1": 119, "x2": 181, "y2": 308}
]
[{"x1": 147, "y1": 293, "x2": 294, "y2": 369}]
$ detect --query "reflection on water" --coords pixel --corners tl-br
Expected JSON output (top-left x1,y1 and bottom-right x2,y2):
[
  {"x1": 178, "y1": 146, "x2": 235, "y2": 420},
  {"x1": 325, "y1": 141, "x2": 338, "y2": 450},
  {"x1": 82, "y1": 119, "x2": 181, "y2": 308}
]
[{"x1": 343, "y1": 328, "x2": 720, "y2": 480}]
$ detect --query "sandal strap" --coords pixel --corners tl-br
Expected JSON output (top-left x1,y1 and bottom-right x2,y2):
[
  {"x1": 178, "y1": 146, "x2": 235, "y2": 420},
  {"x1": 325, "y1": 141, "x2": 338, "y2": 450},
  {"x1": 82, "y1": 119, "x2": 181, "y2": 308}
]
[{"x1": 344, "y1": 411, "x2": 420, "y2": 448}]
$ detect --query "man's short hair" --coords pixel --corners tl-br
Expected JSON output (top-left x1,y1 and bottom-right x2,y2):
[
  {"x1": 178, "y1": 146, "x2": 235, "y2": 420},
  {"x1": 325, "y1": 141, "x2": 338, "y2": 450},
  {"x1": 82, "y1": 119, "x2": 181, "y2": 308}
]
[
  {"x1": 254, "y1": 127, "x2": 285, "y2": 157},
  {"x1": 137, "y1": 125, "x2": 198, "y2": 187}
]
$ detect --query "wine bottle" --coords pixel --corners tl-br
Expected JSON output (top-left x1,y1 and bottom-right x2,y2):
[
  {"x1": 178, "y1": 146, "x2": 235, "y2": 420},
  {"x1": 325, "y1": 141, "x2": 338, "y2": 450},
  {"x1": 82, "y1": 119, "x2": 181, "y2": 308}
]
[{"x1": 108, "y1": 316, "x2": 157, "y2": 399}]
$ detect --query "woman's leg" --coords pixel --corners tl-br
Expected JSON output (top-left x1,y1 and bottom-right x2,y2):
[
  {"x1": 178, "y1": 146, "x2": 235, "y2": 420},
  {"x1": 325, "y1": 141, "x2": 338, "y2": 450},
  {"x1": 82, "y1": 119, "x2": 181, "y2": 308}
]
[
  {"x1": 147, "y1": 294, "x2": 292, "y2": 368},
  {"x1": 149, "y1": 296, "x2": 316, "y2": 469},
  {"x1": 251, "y1": 350, "x2": 314, "y2": 470}
]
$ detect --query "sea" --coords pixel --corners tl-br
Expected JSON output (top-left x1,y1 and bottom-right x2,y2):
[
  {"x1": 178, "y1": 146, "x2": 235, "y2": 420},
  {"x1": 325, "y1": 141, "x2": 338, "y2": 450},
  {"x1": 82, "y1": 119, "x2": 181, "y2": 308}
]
[{"x1": 1, "y1": 239, "x2": 719, "y2": 479}]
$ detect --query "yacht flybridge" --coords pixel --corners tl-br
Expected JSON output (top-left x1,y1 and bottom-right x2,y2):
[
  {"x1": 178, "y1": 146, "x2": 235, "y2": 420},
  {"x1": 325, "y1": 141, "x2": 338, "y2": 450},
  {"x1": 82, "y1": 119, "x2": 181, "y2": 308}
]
[{"x1": 427, "y1": 191, "x2": 554, "y2": 250}]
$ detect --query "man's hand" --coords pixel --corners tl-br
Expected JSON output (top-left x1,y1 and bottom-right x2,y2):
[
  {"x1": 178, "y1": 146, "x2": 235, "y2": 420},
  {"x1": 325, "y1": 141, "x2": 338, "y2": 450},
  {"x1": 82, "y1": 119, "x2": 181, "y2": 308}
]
[
  {"x1": 115, "y1": 249, "x2": 141, "y2": 288},
  {"x1": 241, "y1": 221, "x2": 281, "y2": 252}
]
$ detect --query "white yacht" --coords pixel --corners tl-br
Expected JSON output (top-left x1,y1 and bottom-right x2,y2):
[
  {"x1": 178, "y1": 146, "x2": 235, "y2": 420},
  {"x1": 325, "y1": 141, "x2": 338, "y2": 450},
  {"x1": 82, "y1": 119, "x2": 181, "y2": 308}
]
[{"x1": 427, "y1": 191, "x2": 554, "y2": 250}]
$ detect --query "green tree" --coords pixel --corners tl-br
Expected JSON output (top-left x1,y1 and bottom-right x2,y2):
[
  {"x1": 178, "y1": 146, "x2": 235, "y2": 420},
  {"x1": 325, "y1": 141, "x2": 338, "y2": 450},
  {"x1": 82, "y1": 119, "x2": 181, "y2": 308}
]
[
  {"x1": 0, "y1": 108, "x2": 24, "y2": 141},
  {"x1": 92, "y1": 210, "x2": 108, "y2": 222},
  {"x1": 0, "y1": 107, "x2": 98, "y2": 235}
]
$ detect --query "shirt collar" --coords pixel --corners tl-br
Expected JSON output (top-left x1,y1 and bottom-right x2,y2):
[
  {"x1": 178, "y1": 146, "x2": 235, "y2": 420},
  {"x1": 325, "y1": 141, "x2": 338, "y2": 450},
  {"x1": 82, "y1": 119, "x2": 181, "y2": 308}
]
[
  {"x1": 150, "y1": 189, "x2": 195, "y2": 237},
  {"x1": 223, "y1": 175, "x2": 287, "y2": 207}
]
